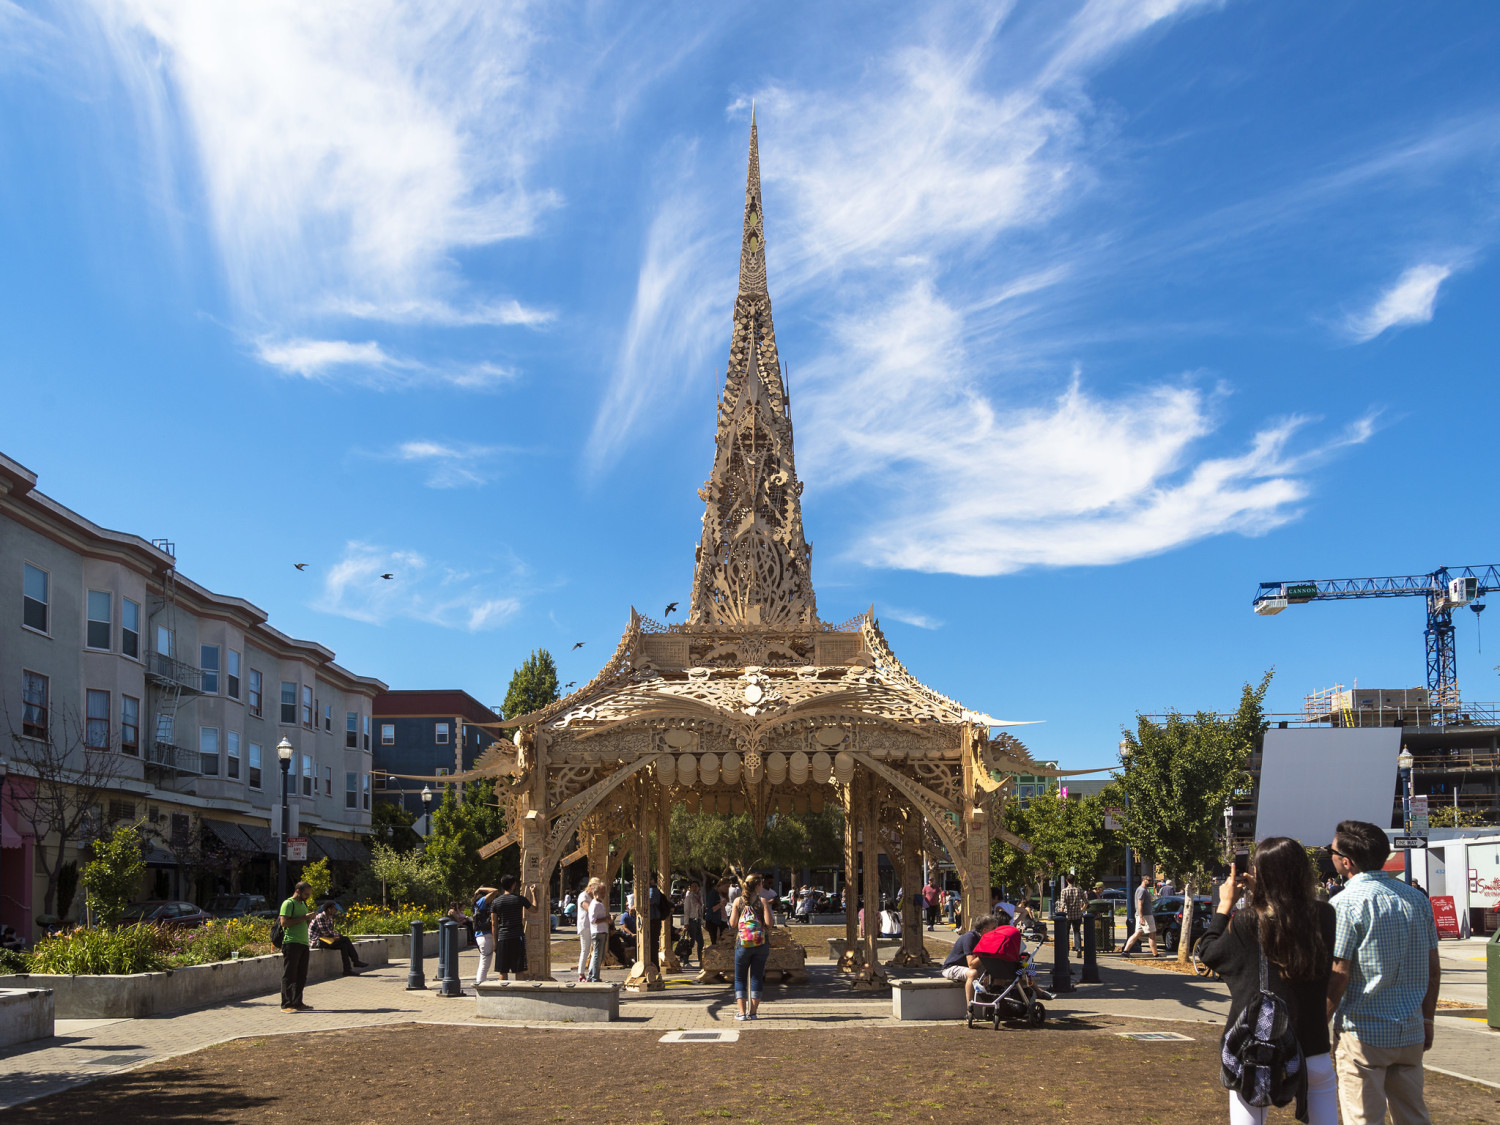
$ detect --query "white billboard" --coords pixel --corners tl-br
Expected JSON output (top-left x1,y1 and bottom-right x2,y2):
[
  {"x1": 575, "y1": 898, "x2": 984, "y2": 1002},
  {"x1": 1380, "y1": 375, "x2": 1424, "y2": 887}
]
[{"x1": 1254, "y1": 727, "x2": 1401, "y2": 845}]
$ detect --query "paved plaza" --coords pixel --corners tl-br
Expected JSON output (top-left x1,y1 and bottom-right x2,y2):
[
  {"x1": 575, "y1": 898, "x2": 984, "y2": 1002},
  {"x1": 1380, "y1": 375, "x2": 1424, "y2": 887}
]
[{"x1": 2, "y1": 930, "x2": 1495, "y2": 1112}]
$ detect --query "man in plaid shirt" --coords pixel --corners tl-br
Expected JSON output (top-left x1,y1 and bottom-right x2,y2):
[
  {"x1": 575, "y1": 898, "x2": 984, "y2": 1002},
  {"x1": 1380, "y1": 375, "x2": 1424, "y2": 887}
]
[
  {"x1": 309, "y1": 902, "x2": 369, "y2": 976},
  {"x1": 1059, "y1": 875, "x2": 1089, "y2": 952},
  {"x1": 1325, "y1": 819, "x2": 1440, "y2": 1125}
]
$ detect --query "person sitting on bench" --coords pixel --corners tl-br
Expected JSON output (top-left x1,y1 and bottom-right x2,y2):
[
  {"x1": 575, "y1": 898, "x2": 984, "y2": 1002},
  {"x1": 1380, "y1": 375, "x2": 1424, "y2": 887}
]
[
  {"x1": 941, "y1": 914, "x2": 998, "y2": 1004},
  {"x1": 308, "y1": 903, "x2": 369, "y2": 976}
]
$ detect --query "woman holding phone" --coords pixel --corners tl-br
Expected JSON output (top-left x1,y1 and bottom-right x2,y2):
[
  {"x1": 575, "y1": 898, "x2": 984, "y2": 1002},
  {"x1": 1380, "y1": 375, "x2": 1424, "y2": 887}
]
[{"x1": 1199, "y1": 836, "x2": 1338, "y2": 1125}]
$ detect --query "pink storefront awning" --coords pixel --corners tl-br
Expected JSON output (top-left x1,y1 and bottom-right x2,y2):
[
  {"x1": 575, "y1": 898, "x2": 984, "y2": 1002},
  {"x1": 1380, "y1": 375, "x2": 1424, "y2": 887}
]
[{"x1": 1, "y1": 806, "x2": 24, "y2": 849}]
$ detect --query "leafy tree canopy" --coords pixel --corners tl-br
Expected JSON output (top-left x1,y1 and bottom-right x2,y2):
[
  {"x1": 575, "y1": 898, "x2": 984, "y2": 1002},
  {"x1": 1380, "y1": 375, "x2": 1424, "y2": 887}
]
[
  {"x1": 990, "y1": 786, "x2": 1117, "y2": 899},
  {"x1": 425, "y1": 778, "x2": 512, "y2": 902},
  {"x1": 669, "y1": 806, "x2": 844, "y2": 881},
  {"x1": 80, "y1": 821, "x2": 146, "y2": 925},
  {"x1": 367, "y1": 798, "x2": 422, "y2": 853},
  {"x1": 502, "y1": 649, "x2": 560, "y2": 722}
]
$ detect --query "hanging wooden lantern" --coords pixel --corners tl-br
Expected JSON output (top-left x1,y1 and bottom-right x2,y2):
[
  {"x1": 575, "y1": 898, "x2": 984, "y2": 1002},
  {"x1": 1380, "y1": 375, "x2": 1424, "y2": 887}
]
[
  {"x1": 766, "y1": 752, "x2": 787, "y2": 785},
  {"x1": 794, "y1": 793, "x2": 809, "y2": 814},
  {"x1": 810, "y1": 751, "x2": 832, "y2": 784},
  {"x1": 788, "y1": 750, "x2": 809, "y2": 785},
  {"x1": 721, "y1": 751, "x2": 741, "y2": 785},
  {"x1": 684, "y1": 791, "x2": 700, "y2": 813},
  {"x1": 663, "y1": 727, "x2": 695, "y2": 750},
  {"x1": 699, "y1": 752, "x2": 720, "y2": 786},
  {"x1": 809, "y1": 789, "x2": 825, "y2": 813},
  {"x1": 833, "y1": 750, "x2": 855, "y2": 784},
  {"x1": 677, "y1": 754, "x2": 697, "y2": 787},
  {"x1": 731, "y1": 794, "x2": 747, "y2": 814},
  {"x1": 656, "y1": 754, "x2": 676, "y2": 787}
]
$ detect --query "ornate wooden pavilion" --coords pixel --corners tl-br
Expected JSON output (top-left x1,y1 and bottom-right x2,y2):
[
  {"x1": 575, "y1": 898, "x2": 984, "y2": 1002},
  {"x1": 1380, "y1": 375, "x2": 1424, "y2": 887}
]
[{"x1": 431, "y1": 116, "x2": 1090, "y2": 990}]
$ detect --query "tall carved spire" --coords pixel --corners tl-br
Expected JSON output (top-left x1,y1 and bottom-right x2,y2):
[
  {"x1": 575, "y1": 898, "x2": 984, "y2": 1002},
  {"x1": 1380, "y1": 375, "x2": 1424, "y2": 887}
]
[{"x1": 688, "y1": 115, "x2": 819, "y2": 630}]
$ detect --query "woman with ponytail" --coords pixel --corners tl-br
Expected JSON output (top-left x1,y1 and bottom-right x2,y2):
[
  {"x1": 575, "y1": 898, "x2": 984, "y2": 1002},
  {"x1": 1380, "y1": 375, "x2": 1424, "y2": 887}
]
[{"x1": 1199, "y1": 836, "x2": 1338, "y2": 1125}]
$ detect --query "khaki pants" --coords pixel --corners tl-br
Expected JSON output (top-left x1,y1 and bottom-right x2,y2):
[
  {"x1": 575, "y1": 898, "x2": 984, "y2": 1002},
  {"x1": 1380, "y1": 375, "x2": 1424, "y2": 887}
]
[{"x1": 1334, "y1": 1035, "x2": 1430, "y2": 1125}]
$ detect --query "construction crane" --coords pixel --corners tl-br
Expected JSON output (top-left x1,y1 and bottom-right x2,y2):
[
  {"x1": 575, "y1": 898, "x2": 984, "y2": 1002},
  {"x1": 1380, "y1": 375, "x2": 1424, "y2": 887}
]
[{"x1": 1252, "y1": 565, "x2": 1500, "y2": 700}]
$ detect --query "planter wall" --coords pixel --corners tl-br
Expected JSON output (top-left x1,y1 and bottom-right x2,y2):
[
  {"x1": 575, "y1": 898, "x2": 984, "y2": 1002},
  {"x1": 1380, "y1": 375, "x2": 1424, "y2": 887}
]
[
  {"x1": 358, "y1": 930, "x2": 439, "y2": 961},
  {"x1": 0, "y1": 987, "x2": 54, "y2": 1047},
  {"x1": 7, "y1": 938, "x2": 387, "y2": 1019}
]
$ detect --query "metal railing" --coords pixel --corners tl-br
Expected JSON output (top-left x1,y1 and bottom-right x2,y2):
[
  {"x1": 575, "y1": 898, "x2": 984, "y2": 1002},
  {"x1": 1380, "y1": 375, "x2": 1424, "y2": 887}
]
[
  {"x1": 145, "y1": 741, "x2": 203, "y2": 775},
  {"x1": 145, "y1": 653, "x2": 204, "y2": 694}
]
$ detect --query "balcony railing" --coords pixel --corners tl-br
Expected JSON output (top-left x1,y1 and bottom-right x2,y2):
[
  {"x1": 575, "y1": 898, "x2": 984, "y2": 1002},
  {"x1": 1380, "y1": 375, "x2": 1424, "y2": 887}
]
[
  {"x1": 145, "y1": 741, "x2": 203, "y2": 775},
  {"x1": 144, "y1": 653, "x2": 204, "y2": 694}
]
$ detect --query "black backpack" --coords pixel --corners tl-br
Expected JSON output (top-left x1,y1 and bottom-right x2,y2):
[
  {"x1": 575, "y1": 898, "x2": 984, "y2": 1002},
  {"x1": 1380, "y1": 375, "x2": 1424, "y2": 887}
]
[{"x1": 1220, "y1": 944, "x2": 1308, "y2": 1122}]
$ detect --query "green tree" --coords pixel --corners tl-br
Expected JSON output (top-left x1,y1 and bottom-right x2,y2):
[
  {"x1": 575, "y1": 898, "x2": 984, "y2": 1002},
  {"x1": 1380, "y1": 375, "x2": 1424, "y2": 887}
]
[
  {"x1": 1428, "y1": 805, "x2": 1495, "y2": 829},
  {"x1": 366, "y1": 798, "x2": 422, "y2": 852},
  {"x1": 369, "y1": 842, "x2": 442, "y2": 907},
  {"x1": 425, "y1": 778, "x2": 510, "y2": 902},
  {"x1": 299, "y1": 856, "x2": 334, "y2": 902},
  {"x1": 670, "y1": 806, "x2": 844, "y2": 881},
  {"x1": 990, "y1": 788, "x2": 1112, "y2": 903},
  {"x1": 80, "y1": 822, "x2": 146, "y2": 925},
  {"x1": 502, "y1": 649, "x2": 561, "y2": 721},
  {"x1": 1119, "y1": 671, "x2": 1269, "y2": 960}
]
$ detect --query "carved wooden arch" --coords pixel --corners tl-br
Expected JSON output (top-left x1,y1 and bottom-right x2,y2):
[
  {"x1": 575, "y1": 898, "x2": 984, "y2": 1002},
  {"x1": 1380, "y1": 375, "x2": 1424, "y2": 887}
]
[
  {"x1": 853, "y1": 753, "x2": 966, "y2": 870},
  {"x1": 540, "y1": 753, "x2": 665, "y2": 880}
]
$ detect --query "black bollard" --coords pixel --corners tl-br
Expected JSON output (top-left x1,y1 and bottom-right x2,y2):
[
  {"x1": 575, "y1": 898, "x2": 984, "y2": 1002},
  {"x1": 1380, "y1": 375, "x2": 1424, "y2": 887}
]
[
  {"x1": 1051, "y1": 911, "x2": 1074, "y2": 993},
  {"x1": 440, "y1": 918, "x2": 464, "y2": 997},
  {"x1": 406, "y1": 920, "x2": 427, "y2": 991},
  {"x1": 1080, "y1": 913, "x2": 1101, "y2": 984}
]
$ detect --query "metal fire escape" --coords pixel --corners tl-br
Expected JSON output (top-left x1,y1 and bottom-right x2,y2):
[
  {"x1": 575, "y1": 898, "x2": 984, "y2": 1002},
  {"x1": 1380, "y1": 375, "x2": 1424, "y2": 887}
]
[{"x1": 144, "y1": 541, "x2": 204, "y2": 787}]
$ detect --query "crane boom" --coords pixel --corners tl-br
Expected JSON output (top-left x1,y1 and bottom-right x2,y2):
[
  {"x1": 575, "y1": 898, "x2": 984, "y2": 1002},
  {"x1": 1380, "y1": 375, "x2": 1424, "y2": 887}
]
[{"x1": 1252, "y1": 565, "x2": 1500, "y2": 698}]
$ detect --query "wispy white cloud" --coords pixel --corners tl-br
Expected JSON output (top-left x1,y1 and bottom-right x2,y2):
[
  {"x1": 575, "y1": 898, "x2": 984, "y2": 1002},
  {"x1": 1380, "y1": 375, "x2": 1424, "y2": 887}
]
[
  {"x1": 798, "y1": 281, "x2": 1376, "y2": 576},
  {"x1": 882, "y1": 606, "x2": 944, "y2": 630},
  {"x1": 315, "y1": 540, "x2": 520, "y2": 631},
  {"x1": 387, "y1": 440, "x2": 509, "y2": 489},
  {"x1": 325, "y1": 297, "x2": 555, "y2": 329},
  {"x1": 1345, "y1": 263, "x2": 1455, "y2": 343},
  {"x1": 255, "y1": 337, "x2": 515, "y2": 390}
]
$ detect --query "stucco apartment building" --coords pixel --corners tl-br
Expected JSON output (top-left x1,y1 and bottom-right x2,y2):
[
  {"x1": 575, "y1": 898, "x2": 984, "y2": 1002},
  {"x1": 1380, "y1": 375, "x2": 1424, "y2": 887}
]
[{"x1": 0, "y1": 452, "x2": 386, "y2": 940}]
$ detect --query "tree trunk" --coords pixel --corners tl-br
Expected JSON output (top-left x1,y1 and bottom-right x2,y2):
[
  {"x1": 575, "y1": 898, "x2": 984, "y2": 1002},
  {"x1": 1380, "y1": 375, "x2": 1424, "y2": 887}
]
[{"x1": 1177, "y1": 877, "x2": 1195, "y2": 963}]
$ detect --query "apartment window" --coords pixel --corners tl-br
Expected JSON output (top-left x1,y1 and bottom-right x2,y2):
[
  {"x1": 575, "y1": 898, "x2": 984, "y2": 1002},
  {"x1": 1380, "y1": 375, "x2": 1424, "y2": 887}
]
[
  {"x1": 85, "y1": 690, "x2": 111, "y2": 749},
  {"x1": 227, "y1": 650, "x2": 241, "y2": 699},
  {"x1": 435, "y1": 722, "x2": 450, "y2": 745},
  {"x1": 345, "y1": 772, "x2": 358, "y2": 809},
  {"x1": 362, "y1": 773, "x2": 371, "y2": 811},
  {"x1": 200, "y1": 727, "x2": 220, "y2": 776},
  {"x1": 324, "y1": 766, "x2": 332, "y2": 797},
  {"x1": 22, "y1": 671, "x2": 48, "y2": 739},
  {"x1": 363, "y1": 714, "x2": 371, "y2": 751},
  {"x1": 301, "y1": 685, "x2": 313, "y2": 727},
  {"x1": 323, "y1": 703, "x2": 332, "y2": 732},
  {"x1": 156, "y1": 625, "x2": 173, "y2": 656},
  {"x1": 122, "y1": 599, "x2": 140, "y2": 659},
  {"x1": 302, "y1": 754, "x2": 314, "y2": 797},
  {"x1": 22, "y1": 563, "x2": 48, "y2": 633},
  {"x1": 200, "y1": 645, "x2": 220, "y2": 694},
  {"x1": 86, "y1": 590, "x2": 112, "y2": 650},
  {"x1": 380, "y1": 722, "x2": 395, "y2": 746},
  {"x1": 280, "y1": 682, "x2": 297, "y2": 724},
  {"x1": 346, "y1": 711, "x2": 358, "y2": 749},
  {"x1": 226, "y1": 730, "x2": 241, "y2": 780},
  {"x1": 248, "y1": 742, "x2": 263, "y2": 790},
  {"x1": 108, "y1": 799, "x2": 136, "y2": 823},
  {"x1": 248, "y1": 669, "x2": 263, "y2": 717},
  {"x1": 121, "y1": 695, "x2": 140, "y2": 755}
]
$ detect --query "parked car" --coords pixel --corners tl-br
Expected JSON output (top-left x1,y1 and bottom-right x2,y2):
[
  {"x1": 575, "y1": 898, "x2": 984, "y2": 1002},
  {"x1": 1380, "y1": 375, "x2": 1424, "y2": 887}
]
[
  {"x1": 1152, "y1": 895, "x2": 1213, "y2": 951},
  {"x1": 119, "y1": 900, "x2": 214, "y2": 928},
  {"x1": 1096, "y1": 888, "x2": 1127, "y2": 901},
  {"x1": 207, "y1": 894, "x2": 269, "y2": 919}
]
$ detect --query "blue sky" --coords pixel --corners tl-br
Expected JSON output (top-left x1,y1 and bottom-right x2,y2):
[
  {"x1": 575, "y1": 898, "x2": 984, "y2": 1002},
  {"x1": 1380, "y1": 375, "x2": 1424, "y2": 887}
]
[{"x1": 3, "y1": 1, "x2": 1499, "y2": 770}]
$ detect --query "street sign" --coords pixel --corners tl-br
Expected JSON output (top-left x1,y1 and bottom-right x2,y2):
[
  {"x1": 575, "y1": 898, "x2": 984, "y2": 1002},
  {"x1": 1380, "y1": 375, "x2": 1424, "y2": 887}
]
[
  {"x1": 286, "y1": 836, "x2": 308, "y2": 861},
  {"x1": 1103, "y1": 805, "x2": 1125, "y2": 831},
  {"x1": 1431, "y1": 895, "x2": 1462, "y2": 939},
  {"x1": 1410, "y1": 795, "x2": 1429, "y2": 832},
  {"x1": 1392, "y1": 835, "x2": 1426, "y2": 850}
]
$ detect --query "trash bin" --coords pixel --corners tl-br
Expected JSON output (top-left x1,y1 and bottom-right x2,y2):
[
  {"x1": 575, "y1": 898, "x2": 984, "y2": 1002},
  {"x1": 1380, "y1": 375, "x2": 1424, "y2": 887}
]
[
  {"x1": 1095, "y1": 911, "x2": 1116, "y2": 953},
  {"x1": 1488, "y1": 925, "x2": 1500, "y2": 1030}
]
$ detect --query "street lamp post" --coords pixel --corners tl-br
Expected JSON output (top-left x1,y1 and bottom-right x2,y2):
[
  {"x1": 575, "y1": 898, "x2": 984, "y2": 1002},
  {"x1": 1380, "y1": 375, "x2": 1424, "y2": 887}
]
[
  {"x1": 276, "y1": 738, "x2": 294, "y2": 902},
  {"x1": 1397, "y1": 746, "x2": 1415, "y2": 886},
  {"x1": 1119, "y1": 738, "x2": 1135, "y2": 935},
  {"x1": 1223, "y1": 801, "x2": 1235, "y2": 866},
  {"x1": 421, "y1": 785, "x2": 433, "y2": 843}
]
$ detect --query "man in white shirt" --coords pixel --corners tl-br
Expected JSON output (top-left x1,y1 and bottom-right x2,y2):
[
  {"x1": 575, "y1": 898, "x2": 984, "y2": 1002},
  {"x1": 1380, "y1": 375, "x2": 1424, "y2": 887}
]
[
  {"x1": 585, "y1": 889, "x2": 611, "y2": 982},
  {"x1": 575, "y1": 880, "x2": 599, "y2": 981}
]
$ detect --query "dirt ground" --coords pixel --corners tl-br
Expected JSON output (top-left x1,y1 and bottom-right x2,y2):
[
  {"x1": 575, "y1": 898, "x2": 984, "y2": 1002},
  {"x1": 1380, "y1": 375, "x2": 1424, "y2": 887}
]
[{"x1": 12, "y1": 1021, "x2": 1499, "y2": 1125}]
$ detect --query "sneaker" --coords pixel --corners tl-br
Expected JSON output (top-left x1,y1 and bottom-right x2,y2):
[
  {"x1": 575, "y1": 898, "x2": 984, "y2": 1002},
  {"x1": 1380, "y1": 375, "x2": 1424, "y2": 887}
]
[
  {"x1": 734, "y1": 1013, "x2": 748, "y2": 1021},
  {"x1": 353, "y1": 960, "x2": 369, "y2": 968},
  {"x1": 343, "y1": 968, "x2": 360, "y2": 976},
  {"x1": 294, "y1": 1002, "x2": 313, "y2": 1011},
  {"x1": 282, "y1": 1006, "x2": 300, "y2": 1013}
]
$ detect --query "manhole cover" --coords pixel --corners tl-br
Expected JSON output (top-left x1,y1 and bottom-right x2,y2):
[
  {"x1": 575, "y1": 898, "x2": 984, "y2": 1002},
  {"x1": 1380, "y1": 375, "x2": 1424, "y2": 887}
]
[
  {"x1": 1117, "y1": 1032, "x2": 1194, "y2": 1042},
  {"x1": 658, "y1": 1030, "x2": 739, "y2": 1044}
]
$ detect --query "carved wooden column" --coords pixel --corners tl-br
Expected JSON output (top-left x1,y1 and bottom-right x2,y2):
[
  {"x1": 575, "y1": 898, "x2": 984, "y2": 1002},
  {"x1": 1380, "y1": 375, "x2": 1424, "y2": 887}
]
[
  {"x1": 519, "y1": 729, "x2": 552, "y2": 980},
  {"x1": 892, "y1": 809, "x2": 930, "y2": 967},
  {"x1": 959, "y1": 724, "x2": 990, "y2": 932},
  {"x1": 837, "y1": 778, "x2": 862, "y2": 973},
  {"x1": 624, "y1": 780, "x2": 663, "y2": 991},
  {"x1": 657, "y1": 789, "x2": 681, "y2": 972},
  {"x1": 855, "y1": 776, "x2": 886, "y2": 987}
]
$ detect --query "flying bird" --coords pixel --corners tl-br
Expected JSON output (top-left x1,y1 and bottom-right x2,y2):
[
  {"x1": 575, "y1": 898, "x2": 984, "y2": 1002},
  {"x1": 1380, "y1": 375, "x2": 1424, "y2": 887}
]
[
  {"x1": 565, "y1": 681, "x2": 576, "y2": 689},
  {"x1": 572, "y1": 641, "x2": 585, "y2": 650},
  {"x1": 380, "y1": 573, "x2": 394, "y2": 580},
  {"x1": 664, "y1": 602, "x2": 678, "y2": 616},
  {"x1": 294, "y1": 563, "x2": 308, "y2": 571}
]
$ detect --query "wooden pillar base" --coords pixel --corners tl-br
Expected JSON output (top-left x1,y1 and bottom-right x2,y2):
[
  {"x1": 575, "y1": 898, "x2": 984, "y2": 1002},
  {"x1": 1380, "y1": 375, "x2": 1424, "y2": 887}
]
[
  {"x1": 889, "y1": 946, "x2": 933, "y2": 968},
  {"x1": 624, "y1": 959, "x2": 665, "y2": 992},
  {"x1": 835, "y1": 943, "x2": 866, "y2": 975},
  {"x1": 851, "y1": 962, "x2": 889, "y2": 989}
]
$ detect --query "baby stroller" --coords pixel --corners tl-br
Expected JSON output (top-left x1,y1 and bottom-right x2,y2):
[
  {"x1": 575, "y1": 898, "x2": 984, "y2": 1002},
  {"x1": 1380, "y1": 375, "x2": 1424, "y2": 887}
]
[{"x1": 966, "y1": 935, "x2": 1049, "y2": 1030}]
